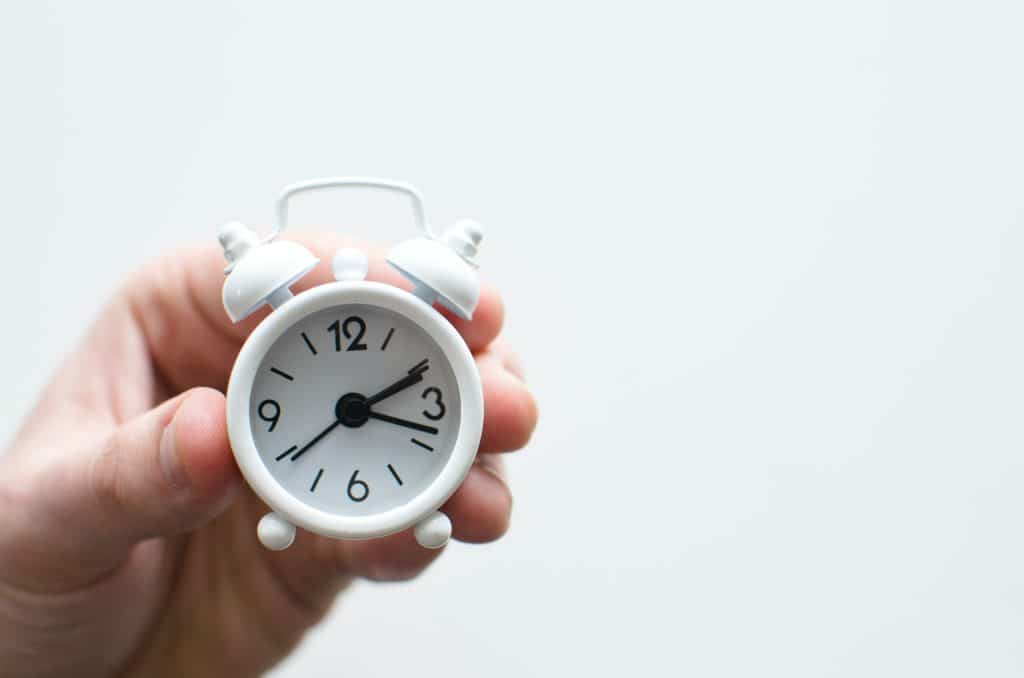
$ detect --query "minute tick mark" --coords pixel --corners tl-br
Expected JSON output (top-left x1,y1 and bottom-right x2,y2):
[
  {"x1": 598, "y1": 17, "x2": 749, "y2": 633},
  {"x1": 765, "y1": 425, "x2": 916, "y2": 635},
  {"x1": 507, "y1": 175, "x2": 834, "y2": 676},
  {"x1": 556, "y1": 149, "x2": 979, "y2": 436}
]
[
  {"x1": 275, "y1": 445, "x2": 298, "y2": 461},
  {"x1": 410, "y1": 438, "x2": 434, "y2": 452},
  {"x1": 270, "y1": 367, "x2": 294, "y2": 381},
  {"x1": 301, "y1": 332, "x2": 318, "y2": 355}
]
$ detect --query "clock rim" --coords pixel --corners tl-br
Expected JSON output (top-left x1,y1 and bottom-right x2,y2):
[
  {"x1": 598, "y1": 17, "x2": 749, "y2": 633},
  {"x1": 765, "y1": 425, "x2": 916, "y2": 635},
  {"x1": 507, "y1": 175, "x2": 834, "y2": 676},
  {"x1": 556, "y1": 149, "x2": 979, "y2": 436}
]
[{"x1": 225, "y1": 280, "x2": 484, "y2": 540}]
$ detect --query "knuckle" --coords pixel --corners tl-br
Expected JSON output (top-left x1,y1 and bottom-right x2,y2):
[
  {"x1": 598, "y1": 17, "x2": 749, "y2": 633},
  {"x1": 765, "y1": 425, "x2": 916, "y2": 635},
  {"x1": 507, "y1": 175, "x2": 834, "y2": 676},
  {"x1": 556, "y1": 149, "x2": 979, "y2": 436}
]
[
  {"x1": 88, "y1": 436, "x2": 130, "y2": 518},
  {"x1": 353, "y1": 544, "x2": 437, "y2": 583},
  {"x1": 89, "y1": 434, "x2": 191, "y2": 529},
  {"x1": 363, "y1": 561, "x2": 428, "y2": 582}
]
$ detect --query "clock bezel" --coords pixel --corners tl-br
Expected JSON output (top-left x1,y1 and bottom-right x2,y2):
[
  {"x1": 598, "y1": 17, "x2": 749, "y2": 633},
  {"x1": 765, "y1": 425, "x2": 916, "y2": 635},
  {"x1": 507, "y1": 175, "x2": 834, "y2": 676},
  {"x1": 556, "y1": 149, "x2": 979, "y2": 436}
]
[{"x1": 226, "y1": 280, "x2": 484, "y2": 541}]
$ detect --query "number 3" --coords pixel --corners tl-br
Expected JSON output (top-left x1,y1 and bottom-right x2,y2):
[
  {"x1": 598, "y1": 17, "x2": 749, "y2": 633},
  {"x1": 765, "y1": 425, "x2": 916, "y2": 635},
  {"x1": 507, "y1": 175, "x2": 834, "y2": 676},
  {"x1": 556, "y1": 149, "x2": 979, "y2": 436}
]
[{"x1": 421, "y1": 387, "x2": 446, "y2": 421}]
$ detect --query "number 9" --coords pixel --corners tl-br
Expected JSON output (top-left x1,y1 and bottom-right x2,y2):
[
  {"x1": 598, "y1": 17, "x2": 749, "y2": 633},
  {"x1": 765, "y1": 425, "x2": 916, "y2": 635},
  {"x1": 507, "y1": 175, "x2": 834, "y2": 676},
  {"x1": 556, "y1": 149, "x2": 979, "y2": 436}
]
[{"x1": 258, "y1": 399, "x2": 281, "y2": 431}]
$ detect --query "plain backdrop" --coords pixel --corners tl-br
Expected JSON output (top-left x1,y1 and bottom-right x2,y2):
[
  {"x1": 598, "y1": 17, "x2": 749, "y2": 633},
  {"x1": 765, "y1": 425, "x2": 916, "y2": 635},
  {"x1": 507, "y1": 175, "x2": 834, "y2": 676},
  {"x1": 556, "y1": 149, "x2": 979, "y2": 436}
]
[{"x1": 2, "y1": 1, "x2": 1023, "y2": 676}]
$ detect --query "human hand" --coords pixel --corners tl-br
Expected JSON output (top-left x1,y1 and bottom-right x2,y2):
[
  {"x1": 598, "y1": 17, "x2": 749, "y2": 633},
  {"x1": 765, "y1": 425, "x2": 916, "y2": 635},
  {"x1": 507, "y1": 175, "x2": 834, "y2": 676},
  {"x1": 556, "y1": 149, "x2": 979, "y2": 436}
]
[{"x1": 0, "y1": 233, "x2": 538, "y2": 678}]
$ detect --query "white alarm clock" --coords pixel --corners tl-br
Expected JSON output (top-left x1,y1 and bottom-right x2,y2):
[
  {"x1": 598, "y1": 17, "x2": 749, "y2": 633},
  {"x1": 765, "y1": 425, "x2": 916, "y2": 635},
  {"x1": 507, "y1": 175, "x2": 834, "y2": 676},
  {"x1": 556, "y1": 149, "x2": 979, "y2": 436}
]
[{"x1": 217, "y1": 178, "x2": 485, "y2": 551}]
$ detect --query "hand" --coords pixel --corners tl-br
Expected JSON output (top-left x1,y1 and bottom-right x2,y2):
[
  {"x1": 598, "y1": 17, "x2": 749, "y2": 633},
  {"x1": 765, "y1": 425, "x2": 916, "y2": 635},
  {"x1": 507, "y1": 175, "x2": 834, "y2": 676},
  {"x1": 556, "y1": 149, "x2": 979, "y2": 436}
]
[{"x1": 0, "y1": 233, "x2": 538, "y2": 678}]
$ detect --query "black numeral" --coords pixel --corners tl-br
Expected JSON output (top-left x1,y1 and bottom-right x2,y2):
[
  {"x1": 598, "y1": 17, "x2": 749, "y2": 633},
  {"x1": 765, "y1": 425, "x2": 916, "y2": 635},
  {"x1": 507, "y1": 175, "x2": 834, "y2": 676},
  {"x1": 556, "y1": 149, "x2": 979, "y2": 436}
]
[
  {"x1": 327, "y1": 320, "x2": 341, "y2": 351},
  {"x1": 421, "y1": 387, "x2": 446, "y2": 421},
  {"x1": 258, "y1": 399, "x2": 281, "y2": 431},
  {"x1": 347, "y1": 469, "x2": 369, "y2": 502},
  {"x1": 342, "y1": 316, "x2": 368, "y2": 350},
  {"x1": 328, "y1": 316, "x2": 368, "y2": 351}
]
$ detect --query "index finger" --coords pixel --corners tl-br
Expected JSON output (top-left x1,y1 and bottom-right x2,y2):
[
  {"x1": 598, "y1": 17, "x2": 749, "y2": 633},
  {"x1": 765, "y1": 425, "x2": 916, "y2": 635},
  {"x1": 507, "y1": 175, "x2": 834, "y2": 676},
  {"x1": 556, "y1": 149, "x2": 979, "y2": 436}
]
[{"x1": 125, "y1": 231, "x2": 505, "y2": 393}]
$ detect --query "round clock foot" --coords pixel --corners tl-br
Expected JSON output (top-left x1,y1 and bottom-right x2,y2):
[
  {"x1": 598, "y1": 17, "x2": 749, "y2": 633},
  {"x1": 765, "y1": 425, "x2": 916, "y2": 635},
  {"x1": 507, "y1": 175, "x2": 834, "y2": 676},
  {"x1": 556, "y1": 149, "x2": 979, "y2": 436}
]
[
  {"x1": 258, "y1": 512, "x2": 296, "y2": 550},
  {"x1": 414, "y1": 511, "x2": 452, "y2": 549}
]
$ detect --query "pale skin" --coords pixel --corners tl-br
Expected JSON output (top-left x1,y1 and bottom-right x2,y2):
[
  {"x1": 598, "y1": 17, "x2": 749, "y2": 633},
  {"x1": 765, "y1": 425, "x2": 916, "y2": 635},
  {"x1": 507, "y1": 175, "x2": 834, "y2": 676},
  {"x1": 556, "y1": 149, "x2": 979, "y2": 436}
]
[{"x1": 0, "y1": 233, "x2": 538, "y2": 678}]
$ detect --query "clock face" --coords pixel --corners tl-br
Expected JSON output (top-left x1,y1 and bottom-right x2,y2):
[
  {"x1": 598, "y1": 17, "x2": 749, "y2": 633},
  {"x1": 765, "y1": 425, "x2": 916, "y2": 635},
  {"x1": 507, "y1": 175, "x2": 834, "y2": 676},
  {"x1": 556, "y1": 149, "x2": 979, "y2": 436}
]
[{"x1": 249, "y1": 303, "x2": 462, "y2": 517}]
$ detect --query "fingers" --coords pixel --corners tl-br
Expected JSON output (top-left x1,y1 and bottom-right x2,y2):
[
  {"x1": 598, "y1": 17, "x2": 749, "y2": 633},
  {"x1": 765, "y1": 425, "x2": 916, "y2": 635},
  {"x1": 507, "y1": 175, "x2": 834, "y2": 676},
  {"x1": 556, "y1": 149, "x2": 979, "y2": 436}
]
[
  {"x1": 444, "y1": 455, "x2": 513, "y2": 542},
  {"x1": 125, "y1": 233, "x2": 505, "y2": 393},
  {"x1": 29, "y1": 388, "x2": 240, "y2": 585},
  {"x1": 274, "y1": 452, "x2": 513, "y2": 593},
  {"x1": 301, "y1": 344, "x2": 530, "y2": 585},
  {"x1": 265, "y1": 349, "x2": 529, "y2": 593},
  {"x1": 312, "y1": 457, "x2": 511, "y2": 584},
  {"x1": 292, "y1": 234, "x2": 504, "y2": 353},
  {"x1": 436, "y1": 285, "x2": 505, "y2": 353},
  {"x1": 335, "y1": 530, "x2": 444, "y2": 582},
  {"x1": 260, "y1": 451, "x2": 516, "y2": 606},
  {"x1": 323, "y1": 341, "x2": 530, "y2": 582},
  {"x1": 478, "y1": 348, "x2": 539, "y2": 453}
]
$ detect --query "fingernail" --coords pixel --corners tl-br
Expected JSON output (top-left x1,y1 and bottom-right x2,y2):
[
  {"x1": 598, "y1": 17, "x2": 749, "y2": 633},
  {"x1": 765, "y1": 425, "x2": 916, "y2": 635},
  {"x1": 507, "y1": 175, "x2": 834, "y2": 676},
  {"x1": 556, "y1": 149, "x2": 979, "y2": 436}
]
[{"x1": 160, "y1": 414, "x2": 190, "y2": 490}]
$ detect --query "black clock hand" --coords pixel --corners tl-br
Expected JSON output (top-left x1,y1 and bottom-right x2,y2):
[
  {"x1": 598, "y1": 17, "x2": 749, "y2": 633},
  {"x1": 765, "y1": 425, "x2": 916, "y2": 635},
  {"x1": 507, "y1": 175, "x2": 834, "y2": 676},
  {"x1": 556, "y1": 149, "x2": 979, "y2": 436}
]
[
  {"x1": 364, "y1": 359, "x2": 430, "y2": 407},
  {"x1": 366, "y1": 410, "x2": 439, "y2": 435},
  {"x1": 289, "y1": 361, "x2": 435, "y2": 461},
  {"x1": 290, "y1": 419, "x2": 343, "y2": 461}
]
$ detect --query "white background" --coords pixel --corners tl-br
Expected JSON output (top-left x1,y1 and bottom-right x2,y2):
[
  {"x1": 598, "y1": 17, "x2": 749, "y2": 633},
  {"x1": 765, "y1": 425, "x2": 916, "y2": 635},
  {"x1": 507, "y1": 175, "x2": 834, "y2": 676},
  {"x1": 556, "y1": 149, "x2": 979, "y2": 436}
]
[{"x1": 1, "y1": 1, "x2": 1022, "y2": 676}]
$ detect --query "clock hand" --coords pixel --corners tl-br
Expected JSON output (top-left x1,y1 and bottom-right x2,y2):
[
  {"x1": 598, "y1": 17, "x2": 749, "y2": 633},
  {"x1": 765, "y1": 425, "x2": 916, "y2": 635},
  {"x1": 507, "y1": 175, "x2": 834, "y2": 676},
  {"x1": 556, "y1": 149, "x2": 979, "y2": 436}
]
[
  {"x1": 364, "y1": 359, "x2": 430, "y2": 407},
  {"x1": 290, "y1": 419, "x2": 344, "y2": 461},
  {"x1": 366, "y1": 410, "x2": 439, "y2": 435},
  {"x1": 290, "y1": 364, "x2": 436, "y2": 462}
]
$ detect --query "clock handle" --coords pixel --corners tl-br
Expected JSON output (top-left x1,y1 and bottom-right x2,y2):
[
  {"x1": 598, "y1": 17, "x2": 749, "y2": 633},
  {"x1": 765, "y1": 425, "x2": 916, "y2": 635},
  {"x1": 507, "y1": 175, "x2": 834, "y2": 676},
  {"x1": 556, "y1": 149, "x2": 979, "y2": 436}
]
[{"x1": 272, "y1": 177, "x2": 434, "y2": 241}]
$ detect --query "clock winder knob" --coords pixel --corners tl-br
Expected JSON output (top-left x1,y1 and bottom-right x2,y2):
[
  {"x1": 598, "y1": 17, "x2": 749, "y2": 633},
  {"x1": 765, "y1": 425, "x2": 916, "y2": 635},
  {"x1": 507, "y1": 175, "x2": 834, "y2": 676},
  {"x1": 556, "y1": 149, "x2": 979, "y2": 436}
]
[
  {"x1": 331, "y1": 247, "x2": 370, "y2": 282},
  {"x1": 218, "y1": 221, "x2": 261, "y2": 273},
  {"x1": 440, "y1": 219, "x2": 483, "y2": 266}
]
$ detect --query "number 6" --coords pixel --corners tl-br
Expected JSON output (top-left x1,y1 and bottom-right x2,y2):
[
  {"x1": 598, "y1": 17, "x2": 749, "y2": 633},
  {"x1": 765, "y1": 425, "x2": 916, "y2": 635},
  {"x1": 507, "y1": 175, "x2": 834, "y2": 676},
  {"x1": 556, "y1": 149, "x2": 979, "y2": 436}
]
[{"x1": 347, "y1": 469, "x2": 369, "y2": 502}]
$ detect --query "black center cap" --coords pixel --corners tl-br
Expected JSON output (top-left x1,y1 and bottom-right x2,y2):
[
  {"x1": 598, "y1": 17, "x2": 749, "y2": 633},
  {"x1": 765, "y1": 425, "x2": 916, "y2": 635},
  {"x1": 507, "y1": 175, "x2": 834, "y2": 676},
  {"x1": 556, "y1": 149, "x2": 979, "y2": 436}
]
[{"x1": 336, "y1": 393, "x2": 369, "y2": 427}]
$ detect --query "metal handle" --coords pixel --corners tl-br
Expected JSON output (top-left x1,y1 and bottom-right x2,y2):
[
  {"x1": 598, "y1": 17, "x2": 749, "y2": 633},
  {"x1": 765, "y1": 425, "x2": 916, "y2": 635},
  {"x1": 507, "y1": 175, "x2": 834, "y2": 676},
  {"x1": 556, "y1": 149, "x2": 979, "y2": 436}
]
[{"x1": 272, "y1": 177, "x2": 432, "y2": 240}]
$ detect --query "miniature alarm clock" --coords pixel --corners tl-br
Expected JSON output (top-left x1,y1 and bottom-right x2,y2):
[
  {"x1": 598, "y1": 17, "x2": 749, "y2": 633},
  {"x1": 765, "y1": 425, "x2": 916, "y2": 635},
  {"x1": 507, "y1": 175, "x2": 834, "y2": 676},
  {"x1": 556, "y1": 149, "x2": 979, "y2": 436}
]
[{"x1": 217, "y1": 177, "x2": 484, "y2": 551}]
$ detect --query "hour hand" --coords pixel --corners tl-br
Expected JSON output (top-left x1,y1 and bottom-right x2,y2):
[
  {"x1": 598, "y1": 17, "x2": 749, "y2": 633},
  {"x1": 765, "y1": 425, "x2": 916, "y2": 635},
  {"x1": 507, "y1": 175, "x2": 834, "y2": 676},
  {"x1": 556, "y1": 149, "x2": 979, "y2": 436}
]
[
  {"x1": 365, "y1": 359, "x2": 430, "y2": 407},
  {"x1": 366, "y1": 410, "x2": 439, "y2": 435}
]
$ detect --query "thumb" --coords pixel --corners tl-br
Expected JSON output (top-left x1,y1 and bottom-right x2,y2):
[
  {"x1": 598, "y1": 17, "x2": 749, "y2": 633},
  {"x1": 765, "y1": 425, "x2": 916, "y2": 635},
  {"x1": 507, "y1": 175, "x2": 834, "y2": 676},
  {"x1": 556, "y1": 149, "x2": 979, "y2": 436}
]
[{"x1": 39, "y1": 388, "x2": 240, "y2": 584}]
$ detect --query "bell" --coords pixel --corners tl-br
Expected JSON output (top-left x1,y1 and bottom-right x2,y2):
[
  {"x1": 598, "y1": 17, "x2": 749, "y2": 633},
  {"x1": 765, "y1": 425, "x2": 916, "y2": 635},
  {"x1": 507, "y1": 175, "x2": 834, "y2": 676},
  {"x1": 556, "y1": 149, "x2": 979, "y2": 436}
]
[
  {"x1": 387, "y1": 219, "x2": 484, "y2": 319},
  {"x1": 218, "y1": 222, "x2": 319, "y2": 322}
]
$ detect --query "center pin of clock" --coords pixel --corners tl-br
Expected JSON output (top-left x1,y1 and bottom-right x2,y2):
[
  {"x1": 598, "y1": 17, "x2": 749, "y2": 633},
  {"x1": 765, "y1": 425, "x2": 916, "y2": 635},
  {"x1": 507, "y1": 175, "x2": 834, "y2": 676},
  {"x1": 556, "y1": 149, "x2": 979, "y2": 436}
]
[{"x1": 335, "y1": 392, "x2": 370, "y2": 428}]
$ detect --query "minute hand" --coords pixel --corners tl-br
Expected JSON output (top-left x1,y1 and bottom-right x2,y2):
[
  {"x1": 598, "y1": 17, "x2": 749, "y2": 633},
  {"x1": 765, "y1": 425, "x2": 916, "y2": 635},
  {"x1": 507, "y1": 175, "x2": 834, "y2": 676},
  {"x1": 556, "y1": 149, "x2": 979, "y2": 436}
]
[
  {"x1": 365, "y1": 361, "x2": 429, "y2": 407},
  {"x1": 290, "y1": 419, "x2": 343, "y2": 461},
  {"x1": 367, "y1": 411, "x2": 439, "y2": 435}
]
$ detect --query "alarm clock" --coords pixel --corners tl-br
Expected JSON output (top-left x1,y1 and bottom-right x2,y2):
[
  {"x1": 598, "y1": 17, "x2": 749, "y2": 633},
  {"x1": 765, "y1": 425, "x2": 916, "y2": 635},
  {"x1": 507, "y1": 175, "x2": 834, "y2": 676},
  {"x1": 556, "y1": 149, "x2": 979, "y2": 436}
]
[{"x1": 217, "y1": 177, "x2": 485, "y2": 551}]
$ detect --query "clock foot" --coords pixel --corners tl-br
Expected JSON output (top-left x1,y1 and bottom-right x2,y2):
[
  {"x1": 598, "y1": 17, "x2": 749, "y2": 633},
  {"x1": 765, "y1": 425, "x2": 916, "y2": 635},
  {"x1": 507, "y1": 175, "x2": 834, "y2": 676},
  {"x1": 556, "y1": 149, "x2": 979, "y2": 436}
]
[
  {"x1": 258, "y1": 512, "x2": 296, "y2": 551},
  {"x1": 413, "y1": 511, "x2": 452, "y2": 549}
]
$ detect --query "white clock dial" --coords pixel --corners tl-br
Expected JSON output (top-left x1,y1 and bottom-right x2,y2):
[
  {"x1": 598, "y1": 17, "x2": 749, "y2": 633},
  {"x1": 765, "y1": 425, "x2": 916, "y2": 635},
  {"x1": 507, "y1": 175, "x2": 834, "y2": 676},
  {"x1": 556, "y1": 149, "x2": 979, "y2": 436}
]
[{"x1": 249, "y1": 303, "x2": 462, "y2": 517}]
